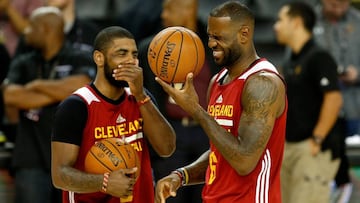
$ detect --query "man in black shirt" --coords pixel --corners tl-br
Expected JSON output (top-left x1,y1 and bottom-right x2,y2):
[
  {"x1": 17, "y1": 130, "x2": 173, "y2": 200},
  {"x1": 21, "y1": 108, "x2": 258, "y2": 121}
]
[
  {"x1": 274, "y1": 2, "x2": 343, "y2": 203},
  {"x1": 2, "y1": 6, "x2": 95, "y2": 203},
  {"x1": 14, "y1": 0, "x2": 99, "y2": 56}
]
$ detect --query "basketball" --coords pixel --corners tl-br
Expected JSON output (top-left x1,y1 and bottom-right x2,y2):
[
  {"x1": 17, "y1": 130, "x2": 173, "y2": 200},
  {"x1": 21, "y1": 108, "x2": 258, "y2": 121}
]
[
  {"x1": 84, "y1": 138, "x2": 140, "y2": 179},
  {"x1": 147, "y1": 26, "x2": 205, "y2": 83}
]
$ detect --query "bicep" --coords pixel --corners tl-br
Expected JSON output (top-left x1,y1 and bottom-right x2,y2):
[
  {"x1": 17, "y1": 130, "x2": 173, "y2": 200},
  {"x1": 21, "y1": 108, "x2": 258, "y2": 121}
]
[
  {"x1": 52, "y1": 95, "x2": 87, "y2": 145},
  {"x1": 51, "y1": 141, "x2": 80, "y2": 187},
  {"x1": 238, "y1": 73, "x2": 283, "y2": 156},
  {"x1": 52, "y1": 141, "x2": 80, "y2": 167},
  {"x1": 51, "y1": 95, "x2": 87, "y2": 183}
]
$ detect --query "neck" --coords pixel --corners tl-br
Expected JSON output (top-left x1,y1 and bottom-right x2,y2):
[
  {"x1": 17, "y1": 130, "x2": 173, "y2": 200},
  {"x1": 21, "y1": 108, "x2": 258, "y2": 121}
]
[
  {"x1": 226, "y1": 46, "x2": 259, "y2": 82},
  {"x1": 289, "y1": 31, "x2": 311, "y2": 54},
  {"x1": 93, "y1": 77, "x2": 125, "y2": 100},
  {"x1": 43, "y1": 38, "x2": 64, "y2": 60}
]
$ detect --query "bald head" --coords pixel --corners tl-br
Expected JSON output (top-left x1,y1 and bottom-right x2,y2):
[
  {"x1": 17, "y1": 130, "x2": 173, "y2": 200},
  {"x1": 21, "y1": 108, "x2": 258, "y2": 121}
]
[{"x1": 30, "y1": 6, "x2": 64, "y2": 32}]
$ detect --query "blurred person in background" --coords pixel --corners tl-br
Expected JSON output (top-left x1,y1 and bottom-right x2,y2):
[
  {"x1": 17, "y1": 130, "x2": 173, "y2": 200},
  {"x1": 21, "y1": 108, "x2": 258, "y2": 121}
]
[
  {"x1": 0, "y1": 0, "x2": 44, "y2": 57},
  {"x1": 313, "y1": 1, "x2": 360, "y2": 201},
  {"x1": 0, "y1": 0, "x2": 99, "y2": 148},
  {"x1": 15, "y1": 0, "x2": 99, "y2": 56},
  {"x1": 137, "y1": 0, "x2": 218, "y2": 202},
  {"x1": 274, "y1": 2, "x2": 343, "y2": 203},
  {"x1": 0, "y1": 43, "x2": 10, "y2": 145},
  {"x1": 0, "y1": 0, "x2": 44, "y2": 148},
  {"x1": 2, "y1": 6, "x2": 96, "y2": 203}
]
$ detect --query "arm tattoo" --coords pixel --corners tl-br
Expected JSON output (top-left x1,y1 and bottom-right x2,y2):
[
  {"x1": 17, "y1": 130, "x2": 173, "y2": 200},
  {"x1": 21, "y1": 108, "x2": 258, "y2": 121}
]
[
  {"x1": 238, "y1": 74, "x2": 278, "y2": 155},
  {"x1": 60, "y1": 166, "x2": 102, "y2": 192}
]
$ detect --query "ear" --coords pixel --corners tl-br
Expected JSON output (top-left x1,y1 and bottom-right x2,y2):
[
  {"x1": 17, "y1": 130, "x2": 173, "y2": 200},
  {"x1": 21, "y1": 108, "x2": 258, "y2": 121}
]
[
  {"x1": 292, "y1": 16, "x2": 303, "y2": 29},
  {"x1": 93, "y1": 50, "x2": 104, "y2": 66},
  {"x1": 238, "y1": 26, "x2": 250, "y2": 43}
]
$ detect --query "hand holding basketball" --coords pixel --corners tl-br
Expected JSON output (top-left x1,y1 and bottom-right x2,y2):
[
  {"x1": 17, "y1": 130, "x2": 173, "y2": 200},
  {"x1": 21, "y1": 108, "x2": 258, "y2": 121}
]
[
  {"x1": 84, "y1": 138, "x2": 140, "y2": 179},
  {"x1": 84, "y1": 138, "x2": 140, "y2": 201},
  {"x1": 147, "y1": 26, "x2": 205, "y2": 83}
]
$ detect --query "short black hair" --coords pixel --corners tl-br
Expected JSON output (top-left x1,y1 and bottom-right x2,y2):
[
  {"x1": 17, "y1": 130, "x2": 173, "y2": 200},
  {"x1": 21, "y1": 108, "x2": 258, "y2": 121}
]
[
  {"x1": 210, "y1": 1, "x2": 254, "y2": 26},
  {"x1": 93, "y1": 26, "x2": 134, "y2": 52},
  {"x1": 285, "y1": 2, "x2": 316, "y2": 33}
]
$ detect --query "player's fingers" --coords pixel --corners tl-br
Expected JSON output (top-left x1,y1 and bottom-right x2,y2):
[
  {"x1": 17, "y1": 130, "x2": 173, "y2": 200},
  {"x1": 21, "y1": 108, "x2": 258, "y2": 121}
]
[
  {"x1": 155, "y1": 77, "x2": 174, "y2": 94},
  {"x1": 183, "y1": 72, "x2": 194, "y2": 90},
  {"x1": 123, "y1": 167, "x2": 137, "y2": 175},
  {"x1": 155, "y1": 182, "x2": 166, "y2": 203},
  {"x1": 168, "y1": 182, "x2": 177, "y2": 197}
]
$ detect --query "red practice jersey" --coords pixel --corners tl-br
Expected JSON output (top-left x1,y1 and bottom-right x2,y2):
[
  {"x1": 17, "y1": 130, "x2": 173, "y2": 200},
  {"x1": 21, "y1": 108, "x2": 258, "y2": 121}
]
[
  {"x1": 62, "y1": 85, "x2": 154, "y2": 203},
  {"x1": 202, "y1": 59, "x2": 287, "y2": 203}
]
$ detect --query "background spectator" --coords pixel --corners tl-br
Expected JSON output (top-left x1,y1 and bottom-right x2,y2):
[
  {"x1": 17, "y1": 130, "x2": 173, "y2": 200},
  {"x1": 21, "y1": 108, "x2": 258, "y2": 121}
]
[
  {"x1": 2, "y1": 6, "x2": 96, "y2": 203},
  {"x1": 274, "y1": 2, "x2": 343, "y2": 203},
  {"x1": 15, "y1": 0, "x2": 99, "y2": 56},
  {"x1": 0, "y1": 0, "x2": 44, "y2": 57},
  {"x1": 313, "y1": 0, "x2": 360, "y2": 202}
]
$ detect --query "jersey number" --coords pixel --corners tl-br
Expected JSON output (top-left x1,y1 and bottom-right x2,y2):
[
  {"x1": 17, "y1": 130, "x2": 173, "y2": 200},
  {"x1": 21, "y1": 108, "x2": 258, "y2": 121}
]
[{"x1": 208, "y1": 151, "x2": 218, "y2": 185}]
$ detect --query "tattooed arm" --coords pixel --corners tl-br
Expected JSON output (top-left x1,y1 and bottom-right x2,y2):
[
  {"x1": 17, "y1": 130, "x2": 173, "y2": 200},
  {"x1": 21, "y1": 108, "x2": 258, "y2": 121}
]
[
  {"x1": 224, "y1": 72, "x2": 286, "y2": 174},
  {"x1": 52, "y1": 142, "x2": 137, "y2": 197},
  {"x1": 155, "y1": 71, "x2": 286, "y2": 176}
]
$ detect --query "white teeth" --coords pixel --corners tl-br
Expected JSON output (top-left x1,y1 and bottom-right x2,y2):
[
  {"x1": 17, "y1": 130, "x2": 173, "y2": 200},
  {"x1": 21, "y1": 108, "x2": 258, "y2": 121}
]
[{"x1": 213, "y1": 50, "x2": 222, "y2": 58}]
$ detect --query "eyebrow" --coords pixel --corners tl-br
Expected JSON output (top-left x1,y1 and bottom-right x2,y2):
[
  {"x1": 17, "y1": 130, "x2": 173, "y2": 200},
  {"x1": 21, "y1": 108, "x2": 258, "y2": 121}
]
[{"x1": 115, "y1": 48, "x2": 137, "y2": 52}]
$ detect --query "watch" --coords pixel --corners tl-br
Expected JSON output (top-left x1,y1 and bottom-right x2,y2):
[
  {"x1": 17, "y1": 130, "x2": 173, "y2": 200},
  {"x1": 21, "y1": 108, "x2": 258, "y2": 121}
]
[{"x1": 312, "y1": 135, "x2": 323, "y2": 145}]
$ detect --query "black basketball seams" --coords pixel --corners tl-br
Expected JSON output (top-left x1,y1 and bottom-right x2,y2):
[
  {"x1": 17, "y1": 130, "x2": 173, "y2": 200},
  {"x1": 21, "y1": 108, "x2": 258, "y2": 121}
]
[
  {"x1": 89, "y1": 149, "x2": 113, "y2": 172},
  {"x1": 183, "y1": 29, "x2": 200, "y2": 74},
  {"x1": 154, "y1": 30, "x2": 179, "y2": 77},
  {"x1": 171, "y1": 29, "x2": 183, "y2": 83},
  {"x1": 104, "y1": 139, "x2": 130, "y2": 168}
]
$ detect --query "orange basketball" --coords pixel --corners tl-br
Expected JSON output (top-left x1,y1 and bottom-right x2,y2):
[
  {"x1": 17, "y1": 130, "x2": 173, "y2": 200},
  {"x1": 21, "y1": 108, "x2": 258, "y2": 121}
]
[
  {"x1": 147, "y1": 26, "x2": 205, "y2": 83},
  {"x1": 84, "y1": 138, "x2": 140, "y2": 179}
]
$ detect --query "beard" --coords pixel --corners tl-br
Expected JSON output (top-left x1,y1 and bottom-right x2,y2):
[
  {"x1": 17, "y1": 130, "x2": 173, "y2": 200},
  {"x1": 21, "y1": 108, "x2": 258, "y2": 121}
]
[
  {"x1": 104, "y1": 61, "x2": 128, "y2": 88},
  {"x1": 218, "y1": 49, "x2": 241, "y2": 67},
  {"x1": 217, "y1": 40, "x2": 242, "y2": 67}
]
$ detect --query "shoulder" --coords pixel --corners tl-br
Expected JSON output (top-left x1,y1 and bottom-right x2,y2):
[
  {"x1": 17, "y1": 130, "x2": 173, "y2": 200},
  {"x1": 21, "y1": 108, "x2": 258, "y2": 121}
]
[
  {"x1": 11, "y1": 51, "x2": 38, "y2": 64},
  {"x1": 8, "y1": 52, "x2": 39, "y2": 72},
  {"x1": 63, "y1": 43, "x2": 92, "y2": 56},
  {"x1": 244, "y1": 71, "x2": 286, "y2": 116},
  {"x1": 306, "y1": 45, "x2": 336, "y2": 67},
  {"x1": 246, "y1": 70, "x2": 284, "y2": 91},
  {"x1": 56, "y1": 94, "x2": 88, "y2": 119},
  {"x1": 59, "y1": 43, "x2": 94, "y2": 63},
  {"x1": 244, "y1": 60, "x2": 286, "y2": 102},
  {"x1": 58, "y1": 94, "x2": 87, "y2": 110}
]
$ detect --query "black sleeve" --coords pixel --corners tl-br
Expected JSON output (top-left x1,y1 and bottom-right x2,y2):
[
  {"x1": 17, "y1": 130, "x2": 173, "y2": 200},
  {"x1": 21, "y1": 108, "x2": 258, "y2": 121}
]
[
  {"x1": 310, "y1": 50, "x2": 340, "y2": 92},
  {"x1": 52, "y1": 95, "x2": 88, "y2": 145},
  {"x1": 4, "y1": 54, "x2": 29, "y2": 84},
  {"x1": 0, "y1": 44, "x2": 10, "y2": 83}
]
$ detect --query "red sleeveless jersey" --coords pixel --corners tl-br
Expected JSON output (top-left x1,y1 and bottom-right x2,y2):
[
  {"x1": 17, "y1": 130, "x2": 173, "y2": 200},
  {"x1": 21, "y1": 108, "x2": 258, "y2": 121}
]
[
  {"x1": 62, "y1": 85, "x2": 154, "y2": 203},
  {"x1": 202, "y1": 59, "x2": 287, "y2": 203}
]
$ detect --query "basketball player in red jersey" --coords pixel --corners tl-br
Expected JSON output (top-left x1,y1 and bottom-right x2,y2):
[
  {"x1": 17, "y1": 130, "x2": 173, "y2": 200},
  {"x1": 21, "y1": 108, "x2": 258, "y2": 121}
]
[
  {"x1": 51, "y1": 26, "x2": 176, "y2": 203},
  {"x1": 155, "y1": 1, "x2": 287, "y2": 203}
]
